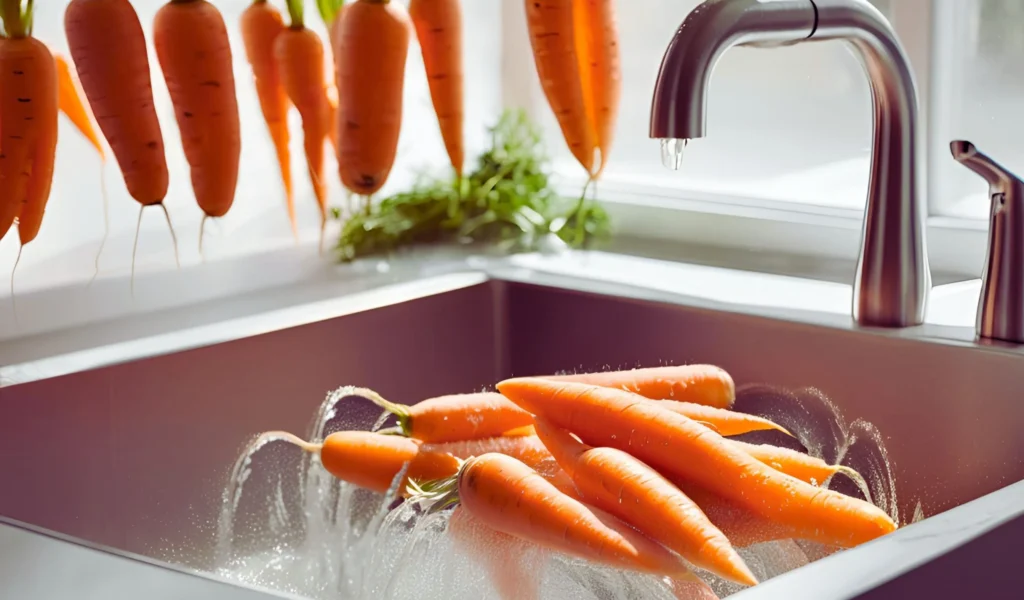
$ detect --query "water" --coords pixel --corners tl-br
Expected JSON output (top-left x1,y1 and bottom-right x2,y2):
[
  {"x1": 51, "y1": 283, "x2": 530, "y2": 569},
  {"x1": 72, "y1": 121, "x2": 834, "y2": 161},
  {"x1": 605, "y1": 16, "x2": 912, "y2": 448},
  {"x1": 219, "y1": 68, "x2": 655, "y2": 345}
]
[
  {"x1": 212, "y1": 384, "x2": 900, "y2": 599},
  {"x1": 660, "y1": 138, "x2": 688, "y2": 171}
]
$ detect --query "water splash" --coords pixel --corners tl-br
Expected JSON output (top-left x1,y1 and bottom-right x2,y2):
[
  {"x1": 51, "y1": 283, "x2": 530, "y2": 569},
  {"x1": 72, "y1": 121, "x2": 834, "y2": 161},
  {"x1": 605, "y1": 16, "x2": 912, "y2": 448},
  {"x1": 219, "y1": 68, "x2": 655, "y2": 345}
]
[{"x1": 660, "y1": 138, "x2": 688, "y2": 171}]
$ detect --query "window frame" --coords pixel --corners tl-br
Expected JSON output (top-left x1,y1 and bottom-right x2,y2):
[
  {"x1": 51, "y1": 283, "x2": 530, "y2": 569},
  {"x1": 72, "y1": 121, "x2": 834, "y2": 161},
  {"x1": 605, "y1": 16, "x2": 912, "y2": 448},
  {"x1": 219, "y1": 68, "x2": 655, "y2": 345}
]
[{"x1": 501, "y1": 0, "x2": 993, "y2": 280}]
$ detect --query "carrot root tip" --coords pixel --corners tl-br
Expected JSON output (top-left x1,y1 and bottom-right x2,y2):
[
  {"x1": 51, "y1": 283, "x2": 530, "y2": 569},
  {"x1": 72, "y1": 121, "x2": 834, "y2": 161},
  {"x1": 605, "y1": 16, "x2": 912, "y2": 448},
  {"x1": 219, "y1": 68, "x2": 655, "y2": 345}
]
[{"x1": 158, "y1": 203, "x2": 180, "y2": 270}]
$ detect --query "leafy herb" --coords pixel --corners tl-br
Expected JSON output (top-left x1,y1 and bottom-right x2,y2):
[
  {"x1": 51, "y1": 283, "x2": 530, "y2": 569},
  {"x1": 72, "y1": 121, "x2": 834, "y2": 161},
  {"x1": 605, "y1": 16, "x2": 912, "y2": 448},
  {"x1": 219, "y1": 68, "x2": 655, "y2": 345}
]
[{"x1": 334, "y1": 109, "x2": 610, "y2": 262}]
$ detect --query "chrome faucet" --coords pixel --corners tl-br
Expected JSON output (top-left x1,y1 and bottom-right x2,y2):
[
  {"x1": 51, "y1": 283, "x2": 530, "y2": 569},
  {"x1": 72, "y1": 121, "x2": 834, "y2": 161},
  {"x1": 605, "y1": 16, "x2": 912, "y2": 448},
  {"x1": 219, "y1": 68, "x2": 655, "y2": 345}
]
[
  {"x1": 951, "y1": 141, "x2": 1024, "y2": 344},
  {"x1": 649, "y1": 0, "x2": 931, "y2": 328}
]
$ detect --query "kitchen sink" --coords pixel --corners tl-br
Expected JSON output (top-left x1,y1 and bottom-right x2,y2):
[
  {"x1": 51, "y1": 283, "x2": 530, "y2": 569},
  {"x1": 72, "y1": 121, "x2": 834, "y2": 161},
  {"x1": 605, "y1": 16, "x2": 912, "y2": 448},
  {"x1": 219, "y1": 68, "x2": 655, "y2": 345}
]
[{"x1": 2, "y1": 252, "x2": 1024, "y2": 598}]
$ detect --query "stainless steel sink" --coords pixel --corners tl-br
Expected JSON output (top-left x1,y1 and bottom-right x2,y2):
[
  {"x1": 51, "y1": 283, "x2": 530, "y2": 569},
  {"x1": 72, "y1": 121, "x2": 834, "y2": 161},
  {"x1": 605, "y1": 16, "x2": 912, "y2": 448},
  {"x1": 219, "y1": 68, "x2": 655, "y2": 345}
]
[{"x1": 3, "y1": 256, "x2": 1024, "y2": 598}]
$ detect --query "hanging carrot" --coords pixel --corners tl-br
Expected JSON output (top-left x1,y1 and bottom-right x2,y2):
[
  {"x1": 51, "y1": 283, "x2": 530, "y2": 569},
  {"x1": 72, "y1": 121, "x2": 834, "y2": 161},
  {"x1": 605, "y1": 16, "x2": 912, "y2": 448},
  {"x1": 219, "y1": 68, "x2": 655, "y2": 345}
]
[
  {"x1": 335, "y1": 0, "x2": 411, "y2": 199},
  {"x1": 153, "y1": 0, "x2": 241, "y2": 253},
  {"x1": 574, "y1": 0, "x2": 620, "y2": 176},
  {"x1": 497, "y1": 378, "x2": 898, "y2": 548},
  {"x1": 64, "y1": 0, "x2": 179, "y2": 280},
  {"x1": 276, "y1": 0, "x2": 334, "y2": 250},
  {"x1": 241, "y1": 0, "x2": 296, "y2": 239},
  {"x1": 546, "y1": 364, "x2": 736, "y2": 409},
  {"x1": 0, "y1": 1, "x2": 58, "y2": 253},
  {"x1": 532, "y1": 417, "x2": 757, "y2": 586},
  {"x1": 409, "y1": 0, "x2": 464, "y2": 177}
]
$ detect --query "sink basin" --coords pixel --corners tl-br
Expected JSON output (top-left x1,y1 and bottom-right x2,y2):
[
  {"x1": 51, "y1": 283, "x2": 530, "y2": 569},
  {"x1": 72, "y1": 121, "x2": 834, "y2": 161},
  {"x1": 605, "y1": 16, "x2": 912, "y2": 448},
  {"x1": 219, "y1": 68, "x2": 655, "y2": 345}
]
[{"x1": 3, "y1": 253, "x2": 1024, "y2": 598}]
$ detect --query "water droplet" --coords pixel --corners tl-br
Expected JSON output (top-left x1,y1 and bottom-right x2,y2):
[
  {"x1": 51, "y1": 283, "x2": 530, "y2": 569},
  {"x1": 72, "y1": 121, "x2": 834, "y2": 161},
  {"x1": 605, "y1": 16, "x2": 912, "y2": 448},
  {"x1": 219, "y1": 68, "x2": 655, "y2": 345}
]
[{"x1": 660, "y1": 138, "x2": 687, "y2": 171}]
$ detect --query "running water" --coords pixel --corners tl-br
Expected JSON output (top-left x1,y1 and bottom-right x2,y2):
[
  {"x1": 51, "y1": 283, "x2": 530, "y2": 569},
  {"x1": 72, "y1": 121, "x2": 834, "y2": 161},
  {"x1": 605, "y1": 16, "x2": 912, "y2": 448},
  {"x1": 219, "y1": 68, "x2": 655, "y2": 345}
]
[{"x1": 212, "y1": 383, "x2": 900, "y2": 599}]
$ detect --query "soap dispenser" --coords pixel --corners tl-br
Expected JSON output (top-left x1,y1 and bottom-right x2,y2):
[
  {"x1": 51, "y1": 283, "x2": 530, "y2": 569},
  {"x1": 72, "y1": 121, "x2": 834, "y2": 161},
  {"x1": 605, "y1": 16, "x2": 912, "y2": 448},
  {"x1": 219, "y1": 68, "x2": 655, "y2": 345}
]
[{"x1": 950, "y1": 140, "x2": 1024, "y2": 344}]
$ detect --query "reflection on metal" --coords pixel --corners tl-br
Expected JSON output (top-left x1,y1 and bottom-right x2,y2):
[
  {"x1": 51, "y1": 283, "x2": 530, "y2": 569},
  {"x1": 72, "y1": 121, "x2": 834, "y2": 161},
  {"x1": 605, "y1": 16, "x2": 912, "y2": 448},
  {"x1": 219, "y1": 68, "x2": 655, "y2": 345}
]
[
  {"x1": 951, "y1": 140, "x2": 1024, "y2": 345},
  {"x1": 650, "y1": 0, "x2": 931, "y2": 328}
]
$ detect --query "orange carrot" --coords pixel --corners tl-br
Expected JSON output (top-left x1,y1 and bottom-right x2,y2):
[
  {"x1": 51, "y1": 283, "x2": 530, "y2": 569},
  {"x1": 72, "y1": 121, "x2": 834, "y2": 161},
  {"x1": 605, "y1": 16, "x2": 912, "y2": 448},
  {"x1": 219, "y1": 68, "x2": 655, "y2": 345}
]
[
  {"x1": 533, "y1": 417, "x2": 756, "y2": 586},
  {"x1": 448, "y1": 507, "x2": 544, "y2": 600},
  {"x1": 418, "y1": 453, "x2": 702, "y2": 580},
  {"x1": 659, "y1": 401, "x2": 792, "y2": 437},
  {"x1": 65, "y1": 0, "x2": 179, "y2": 279},
  {"x1": 153, "y1": 0, "x2": 241, "y2": 251},
  {"x1": 729, "y1": 440, "x2": 870, "y2": 496},
  {"x1": 523, "y1": 0, "x2": 595, "y2": 175},
  {"x1": 312, "y1": 430, "x2": 568, "y2": 494},
  {"x1": 64, "y1": 0, "x2": 168, "y2": 207},
  {"x1": 0, "y1": 6, "x2": 58, "y2": 249},
  {"x1": 359, "y1": 388, "x2": 534, "y2": 443},
  {"x1": 54, "y1": 53, "x2": 104, "y2": 160},
  {"x1": 497, "y1": 378, "x2": 897, "y2": 548},
  {"x1": 545, "y1": 364, "x2": 736, "y2": 409},
  {"x1": 409, "y1": 0, "x2": 464, "y2": 177},
  {"x1": 241, "y1": 0, "x2": 296, "y2": 238},
  {"x1": 335, "y1": 0, "x2": 411, "y2": 197},
  {"x1": 276, "y1": 0, "x2": 333, "y2": 248},
  {"x1": 673, "y1": 482, "x2": 800, "y2": 548},
  {"x1": 573, "y1": 0, "x2": 619, "y2": 176}
]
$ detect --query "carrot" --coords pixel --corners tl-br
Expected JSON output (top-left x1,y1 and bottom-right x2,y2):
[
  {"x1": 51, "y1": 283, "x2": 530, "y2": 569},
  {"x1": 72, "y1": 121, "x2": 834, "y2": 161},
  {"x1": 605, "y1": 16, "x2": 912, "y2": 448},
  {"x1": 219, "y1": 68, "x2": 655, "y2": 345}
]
[
  {"x1": 414, "y1": 453, "x2": 703, "y2": 581},
  {"x1": 335, "y1": 0, "x2": 411, "y2": 197},
  {"x1": 54, "y1": 51, "x2": 111, "y2": 279},
  {"x1": 532, "y1": 417, "x2": 755, "y2": 586},
  {"x1": 574, "y1": 0, "x2": 619, "y2": 177},
  {"x1": 241, "y1": 0, "x2": 296, "y2": 239},
  {"x1": 153, "y1": 0, "x2": 241, "y2": 254},
  {"x1": 729, "y1": 440, "x2": 871, "y2": 498},
  {"x1": 356, "y1": 387, "x2": 533, "y2": 443},
  {"x1": 64, "y1": 0, "x2": 179, "y2": 279},
  {"x1": 497, "y1": 378, "x2": 898, "y2": 548},
  {"x1": 673, "y1": 482, "x2": 800, "y2": 548},
  {"x1": 523, "y1": 0, "x2": 595, "y2": 175},
  {"x1": 409, "y1": 0, "x2": 464, "y2": 177},
  {"x1": 447, "y1": 506, "x2": 544, "y2": 600},
  {"x1": 659, "y1": 401, "x2": 792, "y2": 437},
  {"x1": 545, "y1": 364, "x2": 736, "y2": 409},
  {"x1": 0, "y1": 3, "x2": 58, "y2": 252},
  {"x1": 294, "y1": 429, "x2": 568, "y2": 495},
  {"x1": 276, "y1": 0, "x2": 334, "y2": 250}
]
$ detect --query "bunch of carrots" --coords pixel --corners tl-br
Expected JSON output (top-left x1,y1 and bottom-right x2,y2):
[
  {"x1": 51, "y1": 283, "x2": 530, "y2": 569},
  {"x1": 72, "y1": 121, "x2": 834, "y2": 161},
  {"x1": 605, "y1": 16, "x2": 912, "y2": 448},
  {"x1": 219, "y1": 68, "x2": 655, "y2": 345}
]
[{"x1": 271, "y1": 363, "x2": 897, "y2": 599}]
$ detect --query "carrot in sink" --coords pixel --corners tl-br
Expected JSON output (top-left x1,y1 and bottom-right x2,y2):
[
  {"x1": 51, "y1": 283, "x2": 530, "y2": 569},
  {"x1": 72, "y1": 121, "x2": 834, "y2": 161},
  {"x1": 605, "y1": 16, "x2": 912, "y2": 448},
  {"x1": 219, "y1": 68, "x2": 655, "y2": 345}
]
[
  {"x1": 544, "y1": 364, "x2": 736, "y2": 409},
  {"x1": 496, "y1": 378, "x2": 898, "y2": 548},
  {"x1": 532, "y1": 416, "x2": 757, "y2": 586},
  {"x1": 729, "y1": 440, "x2": 872, "y2": 499},
  {"x1": 356, "y1": 388, "x2": 534, "y2": 443},
  {"x1": 411, "y1": 453, "x2": 710, "y2": 583},
  {"x1": 658, "y1": 400, "x2": 792, "y2": 437}
]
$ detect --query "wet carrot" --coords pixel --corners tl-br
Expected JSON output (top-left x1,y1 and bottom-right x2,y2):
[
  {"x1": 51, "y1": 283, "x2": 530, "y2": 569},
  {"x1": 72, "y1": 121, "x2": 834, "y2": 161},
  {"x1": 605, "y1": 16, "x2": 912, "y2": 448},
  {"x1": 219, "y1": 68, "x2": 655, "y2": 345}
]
[
  {"x1": 659, "y1": 401, "x2": 792, "y2": 437},
  {"x1": 153, "y1": 0, "x2": 241, "y2": 250},
  {"x1": 729, "y1": 440, "x2": 869, "y2": 496},
  {"x1": 497, "y1": 378, "x2": 897, "y2": 548},
  {"x1": 0, "y1": 4, "x2": 58, "y2": 248},
  {"x1": 545, "y1": 364, "x2": 736, "y2": 409},
  {"x1": 533, "y1": 417, "x2": 756, "y2": 586},
  {"x1": 523, "y1": 0, "x2": 595, "y2": 174},
  {"x1": 357, "y1": 388, "x2": 533, "y2": 443},
  {"x1": 336, "y1": 0, "x2": 412, "y2": 197},
  {"x1": 420, "y1": 453, "x2": 702, "y2": 580},
  {"x1": 241, "y1": 0, "x2": 296, "y2": 238},
  {"x1": 673, "y1": 482, "x2": 800, "y2": 548},
  {"x1": 409, "y1": 0, "x2": 464, "y2": 177}
]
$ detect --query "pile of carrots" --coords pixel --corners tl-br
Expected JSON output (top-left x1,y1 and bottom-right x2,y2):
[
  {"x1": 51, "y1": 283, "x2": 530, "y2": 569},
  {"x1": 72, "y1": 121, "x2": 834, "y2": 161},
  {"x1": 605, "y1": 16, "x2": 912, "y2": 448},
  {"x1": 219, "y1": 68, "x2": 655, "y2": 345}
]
[{"x1": 273, "y1": 364, "x2": 898, "y2": 599}]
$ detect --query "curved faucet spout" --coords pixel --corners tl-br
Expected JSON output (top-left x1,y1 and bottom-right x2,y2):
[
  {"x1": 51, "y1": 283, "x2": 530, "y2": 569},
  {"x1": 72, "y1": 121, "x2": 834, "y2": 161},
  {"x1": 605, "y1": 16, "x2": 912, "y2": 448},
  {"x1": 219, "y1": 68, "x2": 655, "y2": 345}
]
[{"x1": 650, "y1": 0, "x2": 930, "y2": 328}]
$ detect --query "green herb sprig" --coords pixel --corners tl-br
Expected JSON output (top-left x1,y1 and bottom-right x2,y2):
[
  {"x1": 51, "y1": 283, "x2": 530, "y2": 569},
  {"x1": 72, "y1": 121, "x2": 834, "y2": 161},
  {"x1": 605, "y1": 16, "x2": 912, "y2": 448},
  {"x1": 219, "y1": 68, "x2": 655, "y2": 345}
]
[{"x1": 334, "y1": 109, "x2": 610, "y2": 262}]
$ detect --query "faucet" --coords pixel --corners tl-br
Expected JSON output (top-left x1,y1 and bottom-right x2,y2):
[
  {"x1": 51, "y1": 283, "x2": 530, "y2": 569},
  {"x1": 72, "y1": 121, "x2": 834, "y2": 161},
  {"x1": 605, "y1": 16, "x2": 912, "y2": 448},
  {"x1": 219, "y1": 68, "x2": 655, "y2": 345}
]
[
  {"x1": 950, "y1": 141, "x2": 1024, "y2": 344},
  {"x1": 649, "y1": 0, "x2": 931, "y2": 328}
]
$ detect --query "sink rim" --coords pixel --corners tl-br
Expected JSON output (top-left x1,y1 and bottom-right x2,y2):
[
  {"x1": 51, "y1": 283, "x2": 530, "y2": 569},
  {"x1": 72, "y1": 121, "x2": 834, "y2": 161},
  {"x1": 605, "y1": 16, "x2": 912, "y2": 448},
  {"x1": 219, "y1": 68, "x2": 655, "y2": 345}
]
[{"x1": 2, "y1": 251, "x2": 1019, "y2": 390}]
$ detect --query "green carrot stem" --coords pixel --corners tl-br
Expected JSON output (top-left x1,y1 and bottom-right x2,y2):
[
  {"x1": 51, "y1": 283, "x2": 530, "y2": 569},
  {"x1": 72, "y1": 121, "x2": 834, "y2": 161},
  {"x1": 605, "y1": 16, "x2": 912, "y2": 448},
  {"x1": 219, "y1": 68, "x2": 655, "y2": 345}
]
[
  {"x1": 1, "y1": 0, "x2": 25, "y2": 39},
  {"x1": 346, "y1": 387, "x2": 413, "y2": 436},
  {"x1": 285, "y1": 0, "x2": 305, "y2": 27}
]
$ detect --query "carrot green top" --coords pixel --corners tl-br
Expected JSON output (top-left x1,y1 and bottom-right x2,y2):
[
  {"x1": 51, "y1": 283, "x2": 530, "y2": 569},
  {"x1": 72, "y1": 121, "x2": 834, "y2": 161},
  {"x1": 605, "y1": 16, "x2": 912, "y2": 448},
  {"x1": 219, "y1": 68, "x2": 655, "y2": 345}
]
[
  {"x1": 1, "y1": 0, "x2": 31, "y2": 39},
  {"x1": 285, "y1": 0, "x2": 305, "y2": 27},
  {"x1": 316, "y1": 0, "x2": 345, "y2": 26}
]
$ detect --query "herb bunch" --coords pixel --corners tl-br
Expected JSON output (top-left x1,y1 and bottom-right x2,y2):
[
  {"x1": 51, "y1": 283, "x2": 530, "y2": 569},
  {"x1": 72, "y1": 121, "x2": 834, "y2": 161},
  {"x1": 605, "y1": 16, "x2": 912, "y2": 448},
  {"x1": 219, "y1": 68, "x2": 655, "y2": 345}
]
[{"x1": 334, "y1": 109, "x2": 610, "y2": 262}]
